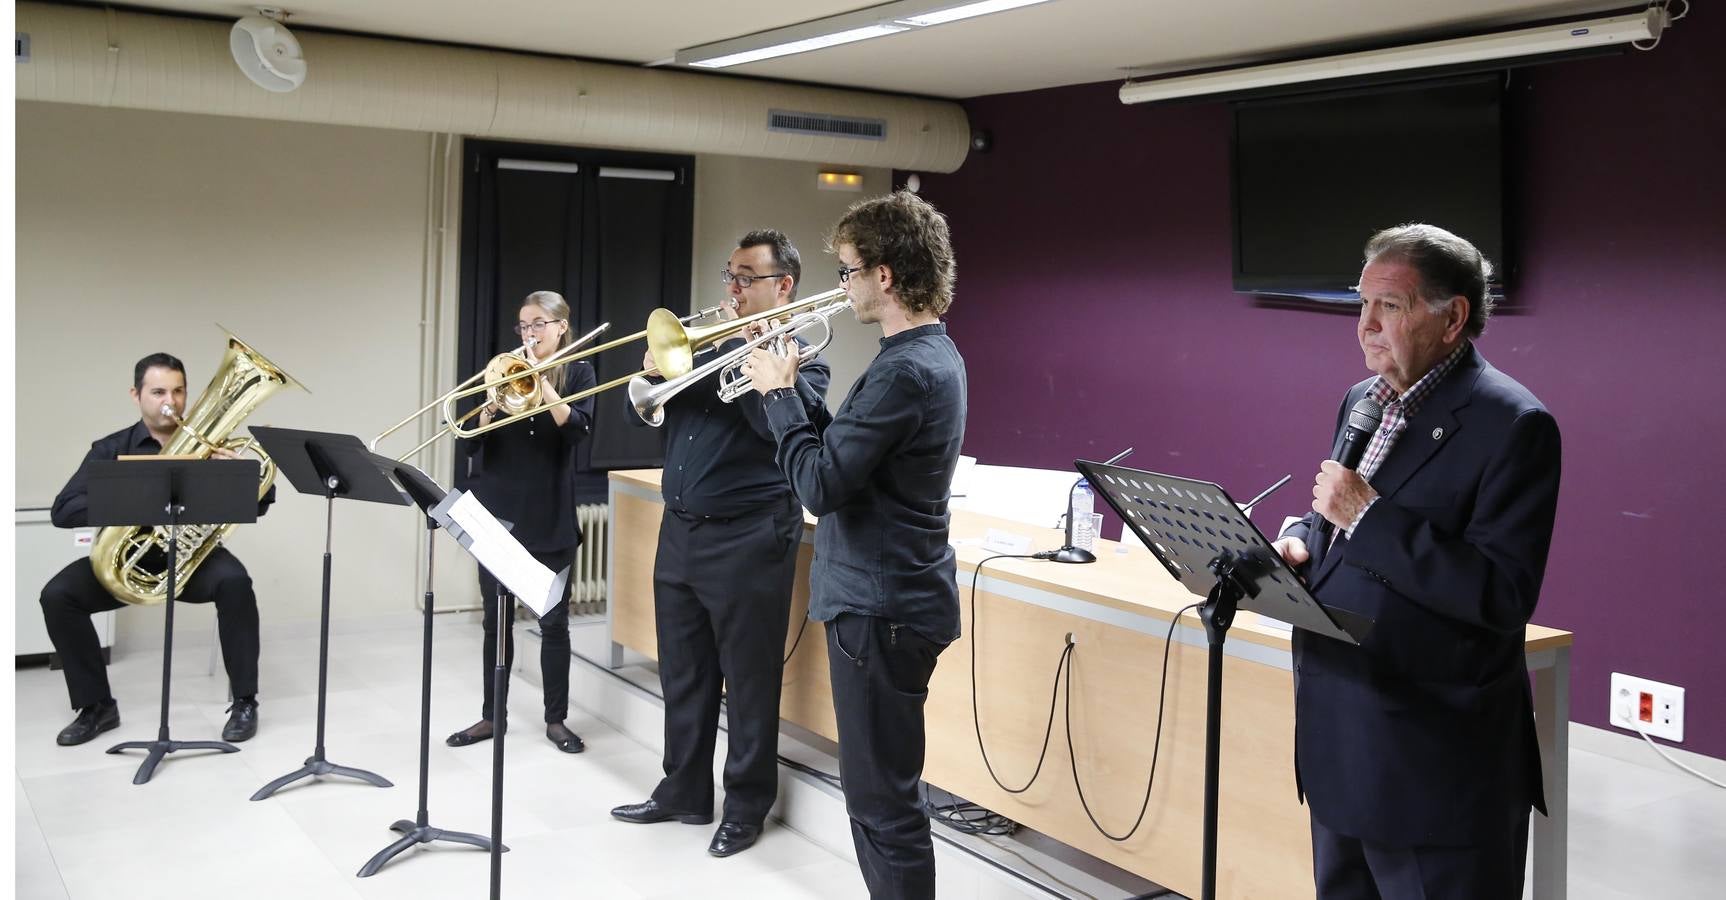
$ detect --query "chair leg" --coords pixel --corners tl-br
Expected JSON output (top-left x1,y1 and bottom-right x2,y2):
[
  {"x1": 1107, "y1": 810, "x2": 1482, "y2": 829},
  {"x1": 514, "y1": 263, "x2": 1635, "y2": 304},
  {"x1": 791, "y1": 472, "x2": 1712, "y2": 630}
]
[{"x1": 207, "y1": 613, "x2": 220, "y2": 677}]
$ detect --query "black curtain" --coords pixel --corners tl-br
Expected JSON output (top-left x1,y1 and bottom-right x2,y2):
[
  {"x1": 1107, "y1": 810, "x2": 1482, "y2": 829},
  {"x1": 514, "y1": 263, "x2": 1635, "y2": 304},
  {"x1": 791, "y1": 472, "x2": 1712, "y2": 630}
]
[{"x1": 458, "y1": 141, "x2": 694, "y2": 501}]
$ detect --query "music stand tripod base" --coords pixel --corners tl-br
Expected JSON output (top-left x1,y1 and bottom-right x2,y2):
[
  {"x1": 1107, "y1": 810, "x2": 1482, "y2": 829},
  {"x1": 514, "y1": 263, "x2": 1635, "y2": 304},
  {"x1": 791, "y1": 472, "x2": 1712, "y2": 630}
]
[
  {"x1": 357, "y1": 467, "x2": 503, "y2": 877},
  {"x1": 107, "y1": 737, "x2": 240, "y2": 786},
  {"x1": 356, "y1": 522, "x2": 505, "y2": 878},
  {"x1": 247, "y1": 427, "x2": 406, "y2": 801}
]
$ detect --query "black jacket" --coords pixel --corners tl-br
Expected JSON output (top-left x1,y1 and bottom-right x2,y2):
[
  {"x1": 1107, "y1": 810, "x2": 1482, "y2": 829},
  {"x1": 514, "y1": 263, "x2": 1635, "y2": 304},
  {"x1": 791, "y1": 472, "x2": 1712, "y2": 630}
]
[{"x1": 1284, "y1": 344, "x2": 1561, "y2": 846}]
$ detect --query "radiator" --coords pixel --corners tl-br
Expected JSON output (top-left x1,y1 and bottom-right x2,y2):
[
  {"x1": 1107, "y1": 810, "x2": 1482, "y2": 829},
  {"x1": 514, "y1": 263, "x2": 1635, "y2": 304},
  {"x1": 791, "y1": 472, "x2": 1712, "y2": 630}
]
[{"x1": 572, "y1": 503, "x2": 609, "y2": 615}]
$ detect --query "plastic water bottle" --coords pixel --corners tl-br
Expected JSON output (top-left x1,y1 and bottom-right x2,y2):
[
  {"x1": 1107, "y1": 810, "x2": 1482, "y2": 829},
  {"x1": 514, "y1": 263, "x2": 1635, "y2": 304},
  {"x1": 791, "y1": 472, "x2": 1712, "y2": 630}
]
[{"x1": 1071, "y1": 479, "x2": 1096, "y2": 551}]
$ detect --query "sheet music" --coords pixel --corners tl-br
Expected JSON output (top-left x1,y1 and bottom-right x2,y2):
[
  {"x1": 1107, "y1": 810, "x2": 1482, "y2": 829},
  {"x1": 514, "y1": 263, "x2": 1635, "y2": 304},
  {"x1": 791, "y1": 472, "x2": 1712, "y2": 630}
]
[{"x1": 433, "y1": 490, "x2": 565, "y2": 617}]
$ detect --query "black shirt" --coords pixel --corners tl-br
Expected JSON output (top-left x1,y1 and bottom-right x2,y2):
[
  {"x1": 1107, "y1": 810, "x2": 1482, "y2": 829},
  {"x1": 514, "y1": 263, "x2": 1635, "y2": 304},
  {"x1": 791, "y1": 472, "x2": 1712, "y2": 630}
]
[
  {"x1": 762, "y1": 323, "x2": 967, "y2": 643},
  {"x1": 468, "y1": 360, "x2": 598, "y2": 554},
  {"x1": 51, "y1": 420, "x2": 277, "y2": 528},
  {"x1": 644, "y1": 338, "x2": 831, "y2": 518}
]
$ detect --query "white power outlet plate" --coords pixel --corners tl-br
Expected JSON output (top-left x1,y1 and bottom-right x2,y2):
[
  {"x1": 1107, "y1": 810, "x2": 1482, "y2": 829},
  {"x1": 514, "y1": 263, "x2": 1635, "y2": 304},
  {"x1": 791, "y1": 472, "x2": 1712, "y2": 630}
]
[{"x1": 1609, "y1": 672, "x2": 1685, "y2": 742}]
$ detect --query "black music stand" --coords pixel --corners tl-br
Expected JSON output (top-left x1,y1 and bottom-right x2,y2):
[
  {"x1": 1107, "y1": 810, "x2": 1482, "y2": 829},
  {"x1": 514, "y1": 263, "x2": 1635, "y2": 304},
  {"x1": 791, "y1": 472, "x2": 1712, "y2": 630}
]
[
  {"x1": 426, "y1": 489, "x2": 569, "y2": 900},
  {"x1": 358, "y1": 459, "x2": 503, "y2": 878},
  {"x1": 1075, "y1": 460, "x2": 1373, "y2": 900},
  {"x1": 247, "y1": 427, "x2": 401, "y2": 800},
  {"x1": 490, "y1": 579, "x2": 511, "y2": 900},
  {"x1": 87, "y1": 458, "x2": 258, "y2": 785}
]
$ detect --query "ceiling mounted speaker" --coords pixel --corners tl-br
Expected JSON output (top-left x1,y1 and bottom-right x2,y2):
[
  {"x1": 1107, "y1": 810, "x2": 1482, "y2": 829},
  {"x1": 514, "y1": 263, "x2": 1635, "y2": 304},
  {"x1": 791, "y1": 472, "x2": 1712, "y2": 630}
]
[{"x1": 230, "y1": 12, "x2": 306, "y2": 93}]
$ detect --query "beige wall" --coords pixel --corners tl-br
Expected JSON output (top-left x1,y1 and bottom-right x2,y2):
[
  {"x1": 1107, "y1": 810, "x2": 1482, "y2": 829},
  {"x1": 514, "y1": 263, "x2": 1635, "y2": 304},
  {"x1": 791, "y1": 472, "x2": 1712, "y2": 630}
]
[
  {"x1": 689, "y1": 155, "x2": 894, "y2": 405},
  {"x1": 14, "y1": 101, "x2": 461, "y2": 647},
  {"x1": 14, "y1": 100, "x2": 896, "y2": 652}
]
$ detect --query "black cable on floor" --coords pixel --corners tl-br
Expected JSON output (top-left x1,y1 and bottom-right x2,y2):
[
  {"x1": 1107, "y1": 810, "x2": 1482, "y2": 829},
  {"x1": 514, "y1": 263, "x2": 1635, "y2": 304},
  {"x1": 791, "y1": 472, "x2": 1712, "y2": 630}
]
[
  {"x1": 970, "y1": 553, "x2": 1070, "y2": 796},
  {"x1": 1065, "y1": 601, "x2": 1201, "y2": 843},
  {"x1": 923, "y1": 782, "x2": 1018, "y2": 836}
]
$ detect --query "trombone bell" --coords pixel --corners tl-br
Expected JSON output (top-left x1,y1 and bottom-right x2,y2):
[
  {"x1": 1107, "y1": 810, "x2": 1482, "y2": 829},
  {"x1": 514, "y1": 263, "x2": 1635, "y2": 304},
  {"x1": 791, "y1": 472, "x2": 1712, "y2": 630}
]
[{"x1": 644, "y1": 287, "x2": 847, "y2": 381}]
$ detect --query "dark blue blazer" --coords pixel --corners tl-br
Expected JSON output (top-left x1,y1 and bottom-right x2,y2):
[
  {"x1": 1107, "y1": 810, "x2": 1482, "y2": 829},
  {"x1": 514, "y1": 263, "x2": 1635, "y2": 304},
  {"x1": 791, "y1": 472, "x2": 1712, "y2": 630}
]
[{"x1": 1284, "y1": 343, "x2": 1561, "y2": 847}]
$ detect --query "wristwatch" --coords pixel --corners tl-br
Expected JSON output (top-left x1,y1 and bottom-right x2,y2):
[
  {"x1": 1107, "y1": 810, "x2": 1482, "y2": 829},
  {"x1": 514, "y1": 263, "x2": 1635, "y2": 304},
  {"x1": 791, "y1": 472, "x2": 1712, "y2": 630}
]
[{"x1": 765, "y1": 386, "x2": 797, "y2": 403}]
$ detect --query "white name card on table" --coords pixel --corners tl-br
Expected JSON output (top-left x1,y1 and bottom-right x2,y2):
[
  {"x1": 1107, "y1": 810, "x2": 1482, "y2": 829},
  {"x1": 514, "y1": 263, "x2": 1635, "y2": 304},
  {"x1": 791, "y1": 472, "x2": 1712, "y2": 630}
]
[{"x1": 981, "y1": 528, "x2": 1034, "y2": 555}]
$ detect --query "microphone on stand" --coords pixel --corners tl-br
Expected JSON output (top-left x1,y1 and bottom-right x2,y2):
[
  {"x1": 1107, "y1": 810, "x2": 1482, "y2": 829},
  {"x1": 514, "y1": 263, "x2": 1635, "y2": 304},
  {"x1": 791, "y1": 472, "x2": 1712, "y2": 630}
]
[
  {"x1": 1311, "y1": 397, "x2": 1384, "y2": 551},
  {"x1": 1041, "y1": 447, "x2": 1134, "y2": 564}
]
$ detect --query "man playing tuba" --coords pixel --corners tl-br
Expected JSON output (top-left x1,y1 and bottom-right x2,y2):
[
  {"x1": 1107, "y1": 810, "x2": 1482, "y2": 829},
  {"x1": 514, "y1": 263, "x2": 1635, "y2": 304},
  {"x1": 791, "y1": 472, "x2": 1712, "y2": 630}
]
[{"x1": 39, "y1": 353, "x2": 273, "y2": 746}]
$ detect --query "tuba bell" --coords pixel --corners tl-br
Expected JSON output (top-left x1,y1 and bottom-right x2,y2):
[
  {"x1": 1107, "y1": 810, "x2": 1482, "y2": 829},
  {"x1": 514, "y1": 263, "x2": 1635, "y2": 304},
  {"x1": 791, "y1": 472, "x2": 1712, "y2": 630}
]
[{"x1": 89, "y1": 332, "x2": 301, "y2": 606}]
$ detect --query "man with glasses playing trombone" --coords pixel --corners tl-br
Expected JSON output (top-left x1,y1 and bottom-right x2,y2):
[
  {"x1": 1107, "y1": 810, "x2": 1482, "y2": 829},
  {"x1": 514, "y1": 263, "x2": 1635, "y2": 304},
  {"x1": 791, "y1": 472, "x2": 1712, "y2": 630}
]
[{"x1": 610, "y1": 230, "x2": 831, "y2": 859}]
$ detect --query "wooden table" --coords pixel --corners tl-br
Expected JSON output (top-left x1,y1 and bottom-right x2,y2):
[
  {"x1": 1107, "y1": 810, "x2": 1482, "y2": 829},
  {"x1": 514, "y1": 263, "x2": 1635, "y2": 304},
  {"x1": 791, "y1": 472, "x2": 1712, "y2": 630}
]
[{"x1": 606, "y1": 469, "x2": 1572, "y2": 899}]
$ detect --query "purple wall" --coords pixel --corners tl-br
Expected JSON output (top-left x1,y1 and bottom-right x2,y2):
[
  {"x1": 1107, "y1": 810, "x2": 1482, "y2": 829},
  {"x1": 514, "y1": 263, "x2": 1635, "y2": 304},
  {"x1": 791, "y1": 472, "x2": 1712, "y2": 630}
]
[{"x1": 919, "y1": 9, "x2": 1726, "y2": 758}]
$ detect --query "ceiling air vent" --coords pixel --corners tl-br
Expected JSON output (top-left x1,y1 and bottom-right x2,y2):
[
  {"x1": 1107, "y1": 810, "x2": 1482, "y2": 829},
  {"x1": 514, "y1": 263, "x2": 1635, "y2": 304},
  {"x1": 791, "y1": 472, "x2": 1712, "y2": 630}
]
[{"x1": 768, "y1": 109, "x2": 887, "y2": 141}]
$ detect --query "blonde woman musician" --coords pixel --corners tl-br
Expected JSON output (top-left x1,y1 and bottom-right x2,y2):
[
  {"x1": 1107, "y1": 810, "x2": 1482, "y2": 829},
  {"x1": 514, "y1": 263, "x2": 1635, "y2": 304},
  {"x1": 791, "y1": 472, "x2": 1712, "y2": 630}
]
[{"x1": 446, "y1": 291, "x2": 597, "y2": 754}]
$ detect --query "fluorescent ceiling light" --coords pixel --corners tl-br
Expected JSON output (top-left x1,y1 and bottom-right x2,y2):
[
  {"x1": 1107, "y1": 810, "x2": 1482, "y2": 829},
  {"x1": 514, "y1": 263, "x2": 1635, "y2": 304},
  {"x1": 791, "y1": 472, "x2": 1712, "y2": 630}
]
[
  {"x1": 677, "y1": 0, "x2": 1054, "y2": 69},
  {"x1": 687, "y1": 24, "x2": 910, "y2": 68},
  {"x1": 1120, "y1": 8, "x2": 1668, "y2": 105},
  {"x1": 897, "y1": 0, "x2": 1052, "y2": 27}
]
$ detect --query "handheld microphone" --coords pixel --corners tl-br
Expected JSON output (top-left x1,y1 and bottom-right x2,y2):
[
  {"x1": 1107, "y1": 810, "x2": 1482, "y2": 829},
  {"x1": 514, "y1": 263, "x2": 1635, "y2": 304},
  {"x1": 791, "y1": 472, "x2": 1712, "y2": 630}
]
[{"x1": 1312, "y1": 397, "x2": 1384, "y2": 548}]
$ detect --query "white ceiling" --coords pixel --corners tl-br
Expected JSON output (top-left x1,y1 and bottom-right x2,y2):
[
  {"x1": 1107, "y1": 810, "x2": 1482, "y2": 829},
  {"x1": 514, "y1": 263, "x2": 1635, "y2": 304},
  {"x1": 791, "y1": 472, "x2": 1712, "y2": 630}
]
[{"x1": 72, "y1": 0, "x2": 1628, "y2": 98}]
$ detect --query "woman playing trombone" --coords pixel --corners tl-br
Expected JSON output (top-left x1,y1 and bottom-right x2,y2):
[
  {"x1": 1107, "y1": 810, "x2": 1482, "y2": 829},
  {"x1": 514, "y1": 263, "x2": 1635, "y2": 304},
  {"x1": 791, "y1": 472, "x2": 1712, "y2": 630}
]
[{"x1": 447, "y1": 290, "x2": 597, "y2": 754}]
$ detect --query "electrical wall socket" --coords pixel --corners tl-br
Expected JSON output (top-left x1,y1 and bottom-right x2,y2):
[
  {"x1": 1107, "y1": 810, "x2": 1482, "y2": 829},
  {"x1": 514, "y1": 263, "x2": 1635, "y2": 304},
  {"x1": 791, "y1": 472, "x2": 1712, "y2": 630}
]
[{"x1": 1609, "y1": 672, "x2": 1685, "y2": 742}]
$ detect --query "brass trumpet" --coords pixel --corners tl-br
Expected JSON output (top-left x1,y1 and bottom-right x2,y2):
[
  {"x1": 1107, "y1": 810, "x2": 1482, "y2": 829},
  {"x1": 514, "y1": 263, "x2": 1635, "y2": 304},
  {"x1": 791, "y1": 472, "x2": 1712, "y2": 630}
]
[{"x1": 630, "y1": 290, "x2": 851, "y2": 426}]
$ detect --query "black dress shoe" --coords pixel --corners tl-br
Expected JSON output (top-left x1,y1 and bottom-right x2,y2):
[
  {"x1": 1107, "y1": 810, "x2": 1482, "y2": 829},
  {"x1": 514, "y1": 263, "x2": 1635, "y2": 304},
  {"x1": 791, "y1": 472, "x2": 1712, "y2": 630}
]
[
  {"x1": 707, "y1": 821, "x2": 763, "y2": 858},
  {"x1": 609, "y1": 798, "x2": 713, "y2": 825},
  {"x1": 222, "y1": 697, "x2": 259, "y2": 742},
  {"x1": 56, "y1": 702, "x2": 120, "y2": 746},
  {"x1": 546, "y1": 722, "x2": 585, "y2": 754},
  {"x1": 446, "y1": 720, "x2": 501, "y2": 747}
]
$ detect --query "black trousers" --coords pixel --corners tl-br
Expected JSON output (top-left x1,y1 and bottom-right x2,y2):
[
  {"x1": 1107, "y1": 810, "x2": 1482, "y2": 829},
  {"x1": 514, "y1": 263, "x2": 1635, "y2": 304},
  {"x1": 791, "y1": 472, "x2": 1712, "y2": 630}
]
[
  {"x1": 827, "y1": 613, "x2": 946, "y2": 900},
  {"x1": 1311, "y1": 808, "x2": 1531, "y2": 900},
  {"x1": 476, "y1": 547, "x2": 574, "y2": 723},
  {"x1": 39, "y1": 546, "x2": 260, "y2": 710},
  {"x1": 649, "y1": 498, "x2": 801, "y2": 825}
]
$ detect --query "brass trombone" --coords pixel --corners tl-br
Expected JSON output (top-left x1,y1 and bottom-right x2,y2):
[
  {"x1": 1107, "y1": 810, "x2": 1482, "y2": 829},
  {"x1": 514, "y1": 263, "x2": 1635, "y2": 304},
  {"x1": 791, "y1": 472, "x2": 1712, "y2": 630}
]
[
  {"x1": 371, "y1": 304, "x2": 733, "y2": 460},
  {"x1": 643, "y1": 287, "x2": 848, "y2": 380},
  {"x1": 630, "y1": 289, "x2": 850, "y2": 426}
]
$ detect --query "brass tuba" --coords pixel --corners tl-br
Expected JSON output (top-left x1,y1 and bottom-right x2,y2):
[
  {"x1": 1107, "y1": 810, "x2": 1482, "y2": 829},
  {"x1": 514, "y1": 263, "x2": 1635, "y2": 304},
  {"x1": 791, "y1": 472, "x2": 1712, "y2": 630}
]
[{"x1": 90, "y1": 333, "x2": 301, "y2": 606}]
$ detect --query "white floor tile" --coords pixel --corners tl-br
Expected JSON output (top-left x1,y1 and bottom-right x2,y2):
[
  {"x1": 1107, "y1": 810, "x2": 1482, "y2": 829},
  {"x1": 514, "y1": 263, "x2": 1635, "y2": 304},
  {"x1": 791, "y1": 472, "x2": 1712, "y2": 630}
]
[{"x1": 18, "y1": 613, "x2": 1726, "y2": 900}]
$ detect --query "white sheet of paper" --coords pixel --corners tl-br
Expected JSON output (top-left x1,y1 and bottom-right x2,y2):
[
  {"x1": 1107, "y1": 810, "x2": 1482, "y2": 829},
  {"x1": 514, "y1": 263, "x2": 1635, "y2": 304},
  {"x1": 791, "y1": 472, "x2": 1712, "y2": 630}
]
[{"x1": 441, "y1": 491, "x2": 562, "y2": 617}]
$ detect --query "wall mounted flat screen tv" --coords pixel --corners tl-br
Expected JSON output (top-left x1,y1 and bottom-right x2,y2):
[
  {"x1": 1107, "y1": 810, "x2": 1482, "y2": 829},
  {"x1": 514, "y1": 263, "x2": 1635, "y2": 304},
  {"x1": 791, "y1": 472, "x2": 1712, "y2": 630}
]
[{"x1": 1231, "y1": 74, "x2": 1507, "y2": 300}]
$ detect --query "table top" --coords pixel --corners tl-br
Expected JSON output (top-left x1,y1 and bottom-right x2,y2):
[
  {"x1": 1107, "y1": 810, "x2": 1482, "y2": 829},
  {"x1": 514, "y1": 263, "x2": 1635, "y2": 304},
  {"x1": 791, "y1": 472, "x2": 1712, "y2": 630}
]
[{"x1": 609, "y1": 468, "x2": 1573, "y2": 653}]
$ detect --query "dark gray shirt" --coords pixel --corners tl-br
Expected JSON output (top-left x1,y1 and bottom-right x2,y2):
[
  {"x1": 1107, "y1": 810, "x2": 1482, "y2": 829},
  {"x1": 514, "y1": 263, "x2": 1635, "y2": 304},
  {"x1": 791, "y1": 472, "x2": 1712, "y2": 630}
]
[{"x1": 763, "y1": 323, "x2": 967, "y2": 643}]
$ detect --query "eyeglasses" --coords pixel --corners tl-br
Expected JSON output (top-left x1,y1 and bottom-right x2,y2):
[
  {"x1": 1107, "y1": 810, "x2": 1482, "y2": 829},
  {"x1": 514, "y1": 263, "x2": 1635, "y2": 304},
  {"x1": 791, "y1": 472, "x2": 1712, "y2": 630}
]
[
  {"x1": 513, "y1": 318, "x2": 565, "y2": 335},
  {"x1": 837, "y1": 264, "x2": 868, "y2": 284},
  {"x1": 720, "y1": 269, "x2": 787, "y2": 289}
]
